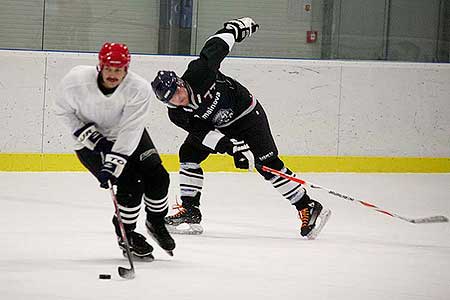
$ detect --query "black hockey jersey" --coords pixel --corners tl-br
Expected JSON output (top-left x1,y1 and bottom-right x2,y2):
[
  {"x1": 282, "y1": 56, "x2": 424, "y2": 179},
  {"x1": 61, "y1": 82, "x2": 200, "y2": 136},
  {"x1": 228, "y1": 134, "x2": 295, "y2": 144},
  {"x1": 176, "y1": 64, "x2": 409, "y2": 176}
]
[{"x1": 167, "y1": 31, "x2": 257, "y2": 152}]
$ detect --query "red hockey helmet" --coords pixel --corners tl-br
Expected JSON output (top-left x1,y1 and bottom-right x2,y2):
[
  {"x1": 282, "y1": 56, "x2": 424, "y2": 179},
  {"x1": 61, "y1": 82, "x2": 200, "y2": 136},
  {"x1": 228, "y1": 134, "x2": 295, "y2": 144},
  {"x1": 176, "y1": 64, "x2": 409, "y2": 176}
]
[{"x1": 98, "y1": 42, "x2": 131, "y2": 69}]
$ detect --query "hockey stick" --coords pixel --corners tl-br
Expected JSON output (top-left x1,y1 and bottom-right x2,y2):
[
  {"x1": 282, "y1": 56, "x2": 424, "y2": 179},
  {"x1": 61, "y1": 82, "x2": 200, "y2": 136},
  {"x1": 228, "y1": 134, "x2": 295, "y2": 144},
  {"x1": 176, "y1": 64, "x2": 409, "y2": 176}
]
[
  {"x1": 257, "y1": 164, "x2": 449, "y2": 224},
  {"x1": 109, "y1": 183, "x2": 136, "y2": 279}
]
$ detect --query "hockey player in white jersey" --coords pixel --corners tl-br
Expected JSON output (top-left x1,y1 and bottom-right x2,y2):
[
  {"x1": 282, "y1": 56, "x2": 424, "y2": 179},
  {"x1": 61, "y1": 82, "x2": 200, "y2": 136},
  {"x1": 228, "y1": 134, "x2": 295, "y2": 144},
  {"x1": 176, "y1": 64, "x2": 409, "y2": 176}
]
[
  {"x1": 151, "y1": 18, "x2": 331, "y2": 239},
  {"x1": 55, "y1": 42, "x2": 175, "y2": 260}
]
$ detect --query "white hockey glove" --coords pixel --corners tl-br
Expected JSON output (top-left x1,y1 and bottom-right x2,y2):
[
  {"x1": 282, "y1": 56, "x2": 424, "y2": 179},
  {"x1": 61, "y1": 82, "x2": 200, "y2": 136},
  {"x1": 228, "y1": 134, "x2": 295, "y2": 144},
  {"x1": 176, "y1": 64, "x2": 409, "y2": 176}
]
[
  {"x1": 224, "y1": 17, "x2": 259, "y2": 42},
  {"x1": 98, "y1": 153, "x2": 127, "y2": 189},
  {"x1": 74, "y1": 123, "x2": 113, "y2": 153},
  {"x1": 230, "y1": 139, "x2": 255, "y2": 172}
]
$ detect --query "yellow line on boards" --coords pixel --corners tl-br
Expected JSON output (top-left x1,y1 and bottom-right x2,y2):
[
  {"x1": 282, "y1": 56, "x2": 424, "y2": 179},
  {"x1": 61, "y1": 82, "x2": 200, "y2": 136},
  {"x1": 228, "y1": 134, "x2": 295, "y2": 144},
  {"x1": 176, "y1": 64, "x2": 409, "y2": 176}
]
[{"x1": 0, "y1": 153, "x2": 449, "y2": 173}]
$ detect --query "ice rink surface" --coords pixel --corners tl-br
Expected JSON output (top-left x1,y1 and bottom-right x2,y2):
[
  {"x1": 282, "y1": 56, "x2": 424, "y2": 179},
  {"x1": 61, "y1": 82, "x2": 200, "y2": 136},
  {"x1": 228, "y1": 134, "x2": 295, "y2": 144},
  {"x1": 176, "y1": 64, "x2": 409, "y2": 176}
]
[{"x1": 0, "y1": 171, "x2": 449, "y2": 300}]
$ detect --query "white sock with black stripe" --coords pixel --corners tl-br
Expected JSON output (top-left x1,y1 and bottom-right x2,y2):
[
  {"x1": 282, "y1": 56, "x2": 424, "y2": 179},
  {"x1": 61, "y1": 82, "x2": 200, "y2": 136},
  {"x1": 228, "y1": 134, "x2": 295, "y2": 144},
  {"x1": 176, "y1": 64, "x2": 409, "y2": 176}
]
[
  {"x1": 180, "y1": 163, "x2": 204, "y2": 198},
  {"x1": 270, "y1": 167, "x2": 306, "y2": 205}
]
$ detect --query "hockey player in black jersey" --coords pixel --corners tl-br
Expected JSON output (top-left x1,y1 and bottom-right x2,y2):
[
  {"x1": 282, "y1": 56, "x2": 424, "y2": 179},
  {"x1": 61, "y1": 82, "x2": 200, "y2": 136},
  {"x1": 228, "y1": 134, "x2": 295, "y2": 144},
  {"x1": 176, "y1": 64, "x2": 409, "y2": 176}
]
[{"x1": 151, "y1": 17, "x2": 331, "y2": 239}]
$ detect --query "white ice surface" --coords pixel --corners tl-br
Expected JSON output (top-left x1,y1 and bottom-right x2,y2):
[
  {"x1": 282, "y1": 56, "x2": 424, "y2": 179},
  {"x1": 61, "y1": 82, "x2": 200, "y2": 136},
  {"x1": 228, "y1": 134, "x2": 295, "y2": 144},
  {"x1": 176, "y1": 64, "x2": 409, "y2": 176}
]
[{"x1": 0, "y1": 172, "x2": 449, "y2": 300}]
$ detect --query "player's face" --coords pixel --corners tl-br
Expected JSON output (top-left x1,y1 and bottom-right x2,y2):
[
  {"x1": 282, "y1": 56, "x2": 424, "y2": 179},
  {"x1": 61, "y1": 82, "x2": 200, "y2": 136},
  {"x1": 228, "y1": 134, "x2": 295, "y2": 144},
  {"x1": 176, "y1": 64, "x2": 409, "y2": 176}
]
[
  {"x1": 168, "y1": 86, "x2": 190, "y2": 106},
  {"x1": 101, "y1": 66, "x2": 127, "y2": 89}
]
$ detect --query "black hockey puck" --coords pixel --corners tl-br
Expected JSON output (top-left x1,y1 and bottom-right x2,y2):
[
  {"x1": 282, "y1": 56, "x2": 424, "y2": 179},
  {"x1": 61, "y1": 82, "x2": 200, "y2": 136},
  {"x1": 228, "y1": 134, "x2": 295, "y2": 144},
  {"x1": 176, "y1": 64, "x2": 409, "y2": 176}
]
[{"x1": 99, "y1": 274, "x2": 111, "y2": 280}]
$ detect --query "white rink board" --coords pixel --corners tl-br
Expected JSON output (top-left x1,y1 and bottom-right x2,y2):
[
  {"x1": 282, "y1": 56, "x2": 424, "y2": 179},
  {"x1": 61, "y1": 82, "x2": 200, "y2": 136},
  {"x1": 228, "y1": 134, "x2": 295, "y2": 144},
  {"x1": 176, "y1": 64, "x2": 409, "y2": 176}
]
[
  {"x1": 0, "y1": 51, "x2": 46, "y2": 152},
  {"x1": 220, "y1": 58, "x2": 342, "y2": 156},
  {"x1": 339, "y1": 64, "x2": 450, "y2": 157},
  {"x1": 1, "y1": 49, "x2": 450, "y2": 157}
]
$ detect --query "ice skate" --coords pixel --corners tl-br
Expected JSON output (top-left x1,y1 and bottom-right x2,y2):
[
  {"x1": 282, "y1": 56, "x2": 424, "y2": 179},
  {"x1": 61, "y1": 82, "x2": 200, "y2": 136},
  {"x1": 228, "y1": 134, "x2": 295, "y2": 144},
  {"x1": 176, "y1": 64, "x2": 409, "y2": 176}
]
[
  {"x1": 165, "y1": 203, "x2": 204, "y2": 235},
  {"x1": 298, "y1": 200, "x2": 331, "y2": 240},
  {"x1": 118, "y1": 231, "x2": 154, "y2": 262},
  {"x1": 146, "y1": 220, "x2": 176, "y2": 256}
]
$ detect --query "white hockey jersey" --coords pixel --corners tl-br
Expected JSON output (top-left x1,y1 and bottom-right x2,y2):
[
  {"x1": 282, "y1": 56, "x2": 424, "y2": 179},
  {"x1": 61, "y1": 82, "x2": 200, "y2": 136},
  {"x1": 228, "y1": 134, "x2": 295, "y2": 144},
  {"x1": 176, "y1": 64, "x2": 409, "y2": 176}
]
[{"x1": 54, "y1": 65, "x2": 152, "y2": 156}]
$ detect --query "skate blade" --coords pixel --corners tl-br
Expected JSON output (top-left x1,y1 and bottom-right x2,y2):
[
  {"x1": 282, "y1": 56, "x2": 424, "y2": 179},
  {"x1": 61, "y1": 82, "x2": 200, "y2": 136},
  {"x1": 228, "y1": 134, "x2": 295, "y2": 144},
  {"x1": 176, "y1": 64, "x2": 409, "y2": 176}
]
[
  {"x1": 145, "y1": 227, "x2": 176, "y2": 257},
  {"x1": 306, "y1": 208, "x2": 332, "y2": 240},
  {"x1": 123, "y1": 251, "x2": 154, "y2": 262},
  {"x1": 166, "y1": 223, "x2": 204, "y2": 235}
]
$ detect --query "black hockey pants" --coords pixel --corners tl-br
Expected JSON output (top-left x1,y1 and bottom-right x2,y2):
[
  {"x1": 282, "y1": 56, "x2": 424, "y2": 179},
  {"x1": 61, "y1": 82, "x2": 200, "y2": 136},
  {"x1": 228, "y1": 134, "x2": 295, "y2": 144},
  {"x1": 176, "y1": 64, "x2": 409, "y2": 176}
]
[{"x1": 76, "y1": 129, "x2": 170, "y2": 236}]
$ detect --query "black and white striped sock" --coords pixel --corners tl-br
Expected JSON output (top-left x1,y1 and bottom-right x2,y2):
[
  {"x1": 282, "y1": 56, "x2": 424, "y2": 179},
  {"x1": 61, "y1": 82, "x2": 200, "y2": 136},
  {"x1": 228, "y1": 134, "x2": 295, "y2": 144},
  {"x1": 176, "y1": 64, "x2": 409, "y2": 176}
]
[
  {"x1": 179, "y1": 162, "x2": 204, "y2": 198},
  {"x1": 117, "y1": 203, "x2": 141, "y2": 225},
  {"x1": 270, "y1": 167, "x2": 305, "y2": 205},
  {"x1": 144, "y1": 194, "x2": 169, "y2": 215}
]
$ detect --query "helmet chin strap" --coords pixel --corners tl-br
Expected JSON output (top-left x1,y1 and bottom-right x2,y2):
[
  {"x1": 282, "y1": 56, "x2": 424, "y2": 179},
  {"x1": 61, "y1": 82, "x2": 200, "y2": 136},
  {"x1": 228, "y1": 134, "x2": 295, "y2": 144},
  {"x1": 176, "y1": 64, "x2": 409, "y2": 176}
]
[{"x1": 164, "y1": 101, "x2": 177, "y2": 109}]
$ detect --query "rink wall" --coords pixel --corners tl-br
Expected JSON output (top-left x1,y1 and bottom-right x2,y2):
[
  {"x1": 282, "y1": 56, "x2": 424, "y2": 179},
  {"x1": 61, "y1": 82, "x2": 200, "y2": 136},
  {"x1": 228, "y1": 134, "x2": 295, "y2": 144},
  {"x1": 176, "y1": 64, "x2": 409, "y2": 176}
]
[{"x1": 0, "y1": 49, "x2": 449, "y2": 172}]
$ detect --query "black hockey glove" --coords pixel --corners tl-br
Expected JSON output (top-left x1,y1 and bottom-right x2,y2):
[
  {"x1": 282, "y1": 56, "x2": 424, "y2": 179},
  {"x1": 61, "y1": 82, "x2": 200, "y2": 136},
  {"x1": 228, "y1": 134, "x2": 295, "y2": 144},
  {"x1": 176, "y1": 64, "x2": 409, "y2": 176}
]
[
  {"x1": 94, "y1": 138, "x2": 114, "y2": 155},
  {"x1": 228, "y1": 139, "x2": 255, "y2": 171},
  {"x1": 224, "y1": 17, "x2": 259, "y2": 42},
  {"x1": 98, "y1": 153, "x2": 127, "y2": 189},
  {"x1": 74, "y1": 123, "x2": 113, "y2": 153}
]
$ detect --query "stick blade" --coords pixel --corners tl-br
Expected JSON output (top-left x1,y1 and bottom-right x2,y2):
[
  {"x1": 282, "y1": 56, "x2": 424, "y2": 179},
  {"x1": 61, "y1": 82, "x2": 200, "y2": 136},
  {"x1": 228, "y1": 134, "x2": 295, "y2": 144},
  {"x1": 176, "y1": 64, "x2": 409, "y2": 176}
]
[
  {"x1": 410, "y1": 215, "x2": 449, "y2": 224},
  {"x1": 118, "y1": 266, "x2": 135, "y2": 279}
]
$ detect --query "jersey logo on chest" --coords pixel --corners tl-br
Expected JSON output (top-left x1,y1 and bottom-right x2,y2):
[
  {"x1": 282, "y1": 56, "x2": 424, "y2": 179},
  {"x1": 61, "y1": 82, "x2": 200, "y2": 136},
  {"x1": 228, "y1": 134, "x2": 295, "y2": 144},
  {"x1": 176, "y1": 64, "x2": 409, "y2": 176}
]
[{"x1": 212, "y1": 108, "x2": 234, "y2": 126}]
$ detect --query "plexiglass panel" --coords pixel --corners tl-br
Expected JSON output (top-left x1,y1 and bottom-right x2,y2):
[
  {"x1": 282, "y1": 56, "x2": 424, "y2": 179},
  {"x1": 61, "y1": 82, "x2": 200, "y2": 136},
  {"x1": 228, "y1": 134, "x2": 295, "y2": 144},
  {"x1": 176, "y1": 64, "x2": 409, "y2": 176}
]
[{"x1": 0, "y1": 0, "x2": 448, "y2": 62}]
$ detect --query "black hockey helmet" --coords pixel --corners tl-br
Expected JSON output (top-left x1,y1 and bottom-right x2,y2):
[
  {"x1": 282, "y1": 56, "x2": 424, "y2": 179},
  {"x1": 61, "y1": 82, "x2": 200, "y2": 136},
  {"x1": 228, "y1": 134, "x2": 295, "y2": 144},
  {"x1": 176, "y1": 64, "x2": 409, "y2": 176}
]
[{"x1": 151, "y1": 70, "x2": 182, "y2": 105}]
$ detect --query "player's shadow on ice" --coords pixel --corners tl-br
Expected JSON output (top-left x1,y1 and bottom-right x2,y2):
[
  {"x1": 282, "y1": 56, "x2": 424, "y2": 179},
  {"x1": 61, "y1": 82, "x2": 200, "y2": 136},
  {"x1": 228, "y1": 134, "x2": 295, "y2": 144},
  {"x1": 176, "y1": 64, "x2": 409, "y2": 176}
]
[
  {"x1": 69, "y1": 257, "x2": 173, "y2": 266},
  {"x1": 198, "y1": 231, "x2": 302, "y2": 241}
]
